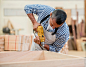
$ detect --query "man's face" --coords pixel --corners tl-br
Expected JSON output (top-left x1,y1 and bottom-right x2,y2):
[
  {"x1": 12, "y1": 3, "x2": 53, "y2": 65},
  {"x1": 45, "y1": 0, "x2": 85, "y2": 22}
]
[{"x1": 49, "y1": 17, "x2": 61, "y2": 29}]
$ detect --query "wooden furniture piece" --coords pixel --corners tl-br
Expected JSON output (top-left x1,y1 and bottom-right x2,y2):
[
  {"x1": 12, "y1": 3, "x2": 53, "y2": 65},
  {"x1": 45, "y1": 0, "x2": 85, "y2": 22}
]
[
  {"x1": 81, "y1": 37, "x2": 86, "y2": 51},
  {"x1": 76, "y1": 39, "x2": 82, "y2": 51},
  {"x1": 71, "y1": 18, "x2": 77, "y2": 50},
  {"x1": 4, "y1": 34, "x2": 34, "y2": 51},
  {"x1": 76, "y1": 5, "x2": 80, "y2": 39},
  {"x1": 0, "y1": 51, "x2": 85, "y2": 67},
  {"x1": 80, "y1": 20, "x2": 85, "y2": 37},
  {"x1": 0, "y1": 35, "x2": 5, "y2": 52}
]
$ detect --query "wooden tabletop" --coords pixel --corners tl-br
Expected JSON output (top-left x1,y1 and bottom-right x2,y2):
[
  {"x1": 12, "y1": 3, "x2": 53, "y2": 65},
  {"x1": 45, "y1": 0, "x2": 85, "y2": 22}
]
[{"x1": 68, "y1": 50, "x2": 86, "y2": 57}]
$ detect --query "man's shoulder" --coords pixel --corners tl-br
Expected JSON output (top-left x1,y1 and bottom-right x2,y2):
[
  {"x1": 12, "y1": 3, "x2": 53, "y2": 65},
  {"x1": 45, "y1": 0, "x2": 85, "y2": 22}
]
[
  {"x1": 57, "y1": 22, "x2": 69, "y2": 35},
  {"x1": 55, "y1": 22, "x2": 69, "y2": 39}
]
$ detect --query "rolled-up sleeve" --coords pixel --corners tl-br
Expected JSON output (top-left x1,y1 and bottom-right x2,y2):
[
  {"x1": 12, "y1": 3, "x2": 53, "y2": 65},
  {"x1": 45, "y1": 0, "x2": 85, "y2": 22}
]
[
  {"x1": 24, "y1": 4, "x2": 45, "y2": 15},
  {"x1": 49, "y1": 34, "x2": 69, "y2": 52}
]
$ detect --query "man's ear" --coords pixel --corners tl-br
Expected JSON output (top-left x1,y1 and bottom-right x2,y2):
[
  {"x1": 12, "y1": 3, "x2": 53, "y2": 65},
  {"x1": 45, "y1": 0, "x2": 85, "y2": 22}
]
[{"x1": 50, "y1": 13, "x2": 52, "y2": 17}]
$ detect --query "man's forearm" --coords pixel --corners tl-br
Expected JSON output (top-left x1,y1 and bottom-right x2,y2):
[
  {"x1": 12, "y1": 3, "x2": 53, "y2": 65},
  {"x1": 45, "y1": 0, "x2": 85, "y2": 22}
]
[{"x1": 27, "y1": 13, "x2": 37, "y2": 25}]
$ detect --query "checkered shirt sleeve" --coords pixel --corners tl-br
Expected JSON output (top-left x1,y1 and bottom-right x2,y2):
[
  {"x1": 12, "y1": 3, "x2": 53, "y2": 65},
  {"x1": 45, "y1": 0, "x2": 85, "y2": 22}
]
[
  {"x1": 49, "y1": 22, "x2": 69, "y2": 52},
  {"x1": 24, "y1": 4, "x2": 55, "y2": 22}
]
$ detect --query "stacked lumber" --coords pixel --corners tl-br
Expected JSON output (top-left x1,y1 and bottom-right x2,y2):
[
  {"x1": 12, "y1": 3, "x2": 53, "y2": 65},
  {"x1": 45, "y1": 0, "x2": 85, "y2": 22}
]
[
  {"x1": 4, "y1": 34, "x2": 34, "y2": 51},
  {"x1": 0, "y1": 51, "x2": 85, "y2": 67},
  {"x1": 0, "y1": 35, "x2": 5, "y2": 52}
]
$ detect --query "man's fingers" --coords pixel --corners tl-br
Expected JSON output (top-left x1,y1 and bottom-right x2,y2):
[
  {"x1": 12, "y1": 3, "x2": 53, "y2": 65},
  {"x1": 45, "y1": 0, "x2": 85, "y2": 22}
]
[
  {"x1": 34, "y1": 38, "x2": 36, "y2": 42},
  {"x1": 36, "y1": 36, "x2": 40, "y2": 41},
  {"x1": 34, "y1": 36, "x2": 40, "y2": 44},
  {"x1": 33, "y1": 23, "x2": 41, "y2": 32},
  {"x1": 33, "y1": 27, "x2": 37, "y2": 32}
]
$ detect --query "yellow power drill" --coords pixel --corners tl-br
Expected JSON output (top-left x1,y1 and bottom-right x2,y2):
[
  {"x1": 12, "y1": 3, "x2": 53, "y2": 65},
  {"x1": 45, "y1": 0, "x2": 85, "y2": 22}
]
[{"x1": 37, "y1": 26, "x2": 45, "y2": 46}]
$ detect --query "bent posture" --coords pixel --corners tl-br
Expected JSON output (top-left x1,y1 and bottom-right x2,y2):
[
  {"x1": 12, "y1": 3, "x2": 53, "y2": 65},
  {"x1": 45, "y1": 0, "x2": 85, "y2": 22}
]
[{"x1": 24, "y1": 4, "x2": 69, "y2": 52}]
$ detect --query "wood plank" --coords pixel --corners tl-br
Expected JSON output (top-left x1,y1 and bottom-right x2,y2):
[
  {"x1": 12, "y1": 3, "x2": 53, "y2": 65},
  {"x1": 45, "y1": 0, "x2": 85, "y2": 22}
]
[
  {"x1": 0, "y1": 51, "x2": 44, "y2": 63},
  {"x1": 68, "y1": 50, "x2": 85, "y2": 57},
  {"x1": 0, "y1": 51, "x2": 85, "y2": 67},
  {"x1": 64, "y1": 9, "x2": 71, "y2": 25},
  {"x1": 44, "y1": 51, "x2": 82, "y2": 60},
  {"x1": 76, "y1": 39, "x2": 82, "y2": 51},
  {"x1": 76, "y1": 10, "x2": 80, "y2": 39},
  {"x1": 0, "y1": 59, "x2": 85, "y2": 67},
  {"x1": 81, "y1": 20, "x2": 85, "y2": 37},
  {"x1": 85, "y1": 0, "x2": 86, "y2": 35},
  {"x1": 71, "y1": 18, "x2": 77, "y2": 50}
]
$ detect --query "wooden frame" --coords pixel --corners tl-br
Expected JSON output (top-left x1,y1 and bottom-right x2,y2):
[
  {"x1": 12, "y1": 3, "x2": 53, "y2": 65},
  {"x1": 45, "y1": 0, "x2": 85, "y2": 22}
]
[{"x1": 0, "y1": 51, "x2": 85, "y2": 67}]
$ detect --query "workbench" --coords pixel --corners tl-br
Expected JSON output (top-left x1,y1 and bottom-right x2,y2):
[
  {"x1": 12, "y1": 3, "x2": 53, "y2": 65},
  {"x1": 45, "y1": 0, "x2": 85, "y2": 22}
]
[{"x1": 0, "y1": 51, "x2": 85, "y2": 67}]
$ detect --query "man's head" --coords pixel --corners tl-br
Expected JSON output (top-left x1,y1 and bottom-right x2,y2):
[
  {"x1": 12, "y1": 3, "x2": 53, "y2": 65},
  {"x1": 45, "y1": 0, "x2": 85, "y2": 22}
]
[{"x1": 49, "y1": 9, "x2": 67, "y2": 29}]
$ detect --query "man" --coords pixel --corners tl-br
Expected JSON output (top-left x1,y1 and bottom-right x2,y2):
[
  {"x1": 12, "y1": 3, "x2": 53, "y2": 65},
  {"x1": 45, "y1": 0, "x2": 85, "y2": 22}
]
[{"x1": 24, "y1": 4, "x2": 69, "y2": 52}]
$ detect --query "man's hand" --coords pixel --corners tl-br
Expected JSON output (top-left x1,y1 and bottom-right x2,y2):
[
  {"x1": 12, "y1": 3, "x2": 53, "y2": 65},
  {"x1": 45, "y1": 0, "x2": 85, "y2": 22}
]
[
  {"x1": 34, "y1": 36, "x2": 49, "y2": 50},
  {"x1": 33, "y1": 22, "x2": 41, "y2": 32},
  {"x1": 34, "y1": 36, "x2": 41, "y2": 45},
  {"x1": 27, "y1": 13, "x2": 41, "y2": 32}
]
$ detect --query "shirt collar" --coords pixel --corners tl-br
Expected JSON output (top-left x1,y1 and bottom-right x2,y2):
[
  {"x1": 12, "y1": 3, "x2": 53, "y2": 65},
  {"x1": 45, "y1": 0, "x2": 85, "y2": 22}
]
[
  {"x1": 47, "y1": 22, "x2": 66, "y2": 32},
  {"x1": 58, "y1": 22, "x2": 66, "y2": 29}
]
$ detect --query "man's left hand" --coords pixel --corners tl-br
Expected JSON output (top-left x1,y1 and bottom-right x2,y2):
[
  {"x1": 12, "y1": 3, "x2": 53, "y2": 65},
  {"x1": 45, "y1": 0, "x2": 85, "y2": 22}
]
[{"x1": 34, "y1": 36, "x2": 41, "y2": 46}]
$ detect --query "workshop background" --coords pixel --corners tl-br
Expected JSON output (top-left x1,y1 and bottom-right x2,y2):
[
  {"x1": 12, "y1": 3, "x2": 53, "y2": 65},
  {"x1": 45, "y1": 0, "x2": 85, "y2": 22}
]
[
  {"x1": 0, "y1": 0, "x2": 84, "y2": 35},
  {"x1": 0, "y1": 0, "x2": 86, "y2": 64}
]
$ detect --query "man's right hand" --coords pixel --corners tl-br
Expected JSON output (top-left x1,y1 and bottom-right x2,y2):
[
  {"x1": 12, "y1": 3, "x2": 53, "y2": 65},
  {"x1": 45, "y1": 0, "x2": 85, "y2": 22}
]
[
  {"x1": 27, "y1": 13, "x2": 41, "y2": 32},
  {"x1": 33, "y1": 22, "x2": 41, "y2": 32}
]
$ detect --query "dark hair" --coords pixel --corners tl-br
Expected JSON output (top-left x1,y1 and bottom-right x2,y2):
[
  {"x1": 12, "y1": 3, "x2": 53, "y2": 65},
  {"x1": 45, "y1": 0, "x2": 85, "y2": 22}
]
[
  {"x1": 51, "y1": 9, "x2": 67, "y2": 35},
  {"x1": 51, "y1": 9, "x2": 67, "y2": 25}
]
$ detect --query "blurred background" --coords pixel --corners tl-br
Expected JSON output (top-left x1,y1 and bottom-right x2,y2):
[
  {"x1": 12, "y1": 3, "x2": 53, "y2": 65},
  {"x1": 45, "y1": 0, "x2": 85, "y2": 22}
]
[{"x1": 0, "y1": 0, "x2": 86, "y2": 57}]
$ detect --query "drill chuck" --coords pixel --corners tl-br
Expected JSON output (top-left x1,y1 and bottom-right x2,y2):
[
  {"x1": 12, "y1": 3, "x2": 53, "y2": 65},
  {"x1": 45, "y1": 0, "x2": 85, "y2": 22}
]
[{"x1": 41, "y1": 42, "x2": 44, "y2": 46}]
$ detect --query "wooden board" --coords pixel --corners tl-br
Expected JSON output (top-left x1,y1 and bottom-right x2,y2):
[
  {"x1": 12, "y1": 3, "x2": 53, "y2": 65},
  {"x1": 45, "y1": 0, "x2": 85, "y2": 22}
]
[
  {"x1": 68, "y1": 50, "x2": 85, "y2": 57},
  {"x1": 76, "y1": 39, "x2": 82, "y2": 51},
  {"x1": 64, "y1": 9, "x2": 71, "y2": 25},
  {"x1": 85, "y1": 0, "x2": 86, "y2": 35},
  {"x1": 4, "y1": 35, "x2": 34, "y2": 51},
  {"x1": 0, "y1": 51, "x2": 85, "y2": 67},
  {"x1": 71, "y1": 18, "x2": 77, "y2": 50}
]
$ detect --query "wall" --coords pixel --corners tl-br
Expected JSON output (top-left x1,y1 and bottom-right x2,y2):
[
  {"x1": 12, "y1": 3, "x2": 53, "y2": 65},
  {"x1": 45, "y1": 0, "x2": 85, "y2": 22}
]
[
  {"x1": 0, "y1": 0, "x2": 2, "y2": 30},
  {"x1": 0, "y1": 0, "x2": 84, "y2": 35}
]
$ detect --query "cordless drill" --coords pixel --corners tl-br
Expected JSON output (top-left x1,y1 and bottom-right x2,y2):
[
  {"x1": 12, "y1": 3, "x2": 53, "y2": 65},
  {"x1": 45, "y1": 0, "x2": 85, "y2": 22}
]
[{"x1": 37, "y1": 26, "x2": 45, "y2": 46}]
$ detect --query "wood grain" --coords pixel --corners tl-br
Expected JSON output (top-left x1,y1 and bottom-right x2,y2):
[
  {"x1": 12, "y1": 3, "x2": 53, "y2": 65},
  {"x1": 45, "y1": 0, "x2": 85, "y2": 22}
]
[
  {"x1": 71, "y1": 18, "x2": 77, "y2": 50},
  {"x1": 0, "y1": 51, "x2": 85, "y2": 67},
  {"x1": 85, "y1": 0, "x2": 86, "y2": 35},
  {"x1": 64, "y1": 9, "x2": 71, "y2": 25}
]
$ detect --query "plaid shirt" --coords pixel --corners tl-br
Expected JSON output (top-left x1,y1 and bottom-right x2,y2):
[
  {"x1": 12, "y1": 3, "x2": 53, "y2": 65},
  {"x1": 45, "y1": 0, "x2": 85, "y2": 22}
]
[{"x1": 24, "y1": 4, "x2": 69, "y2": 52}]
